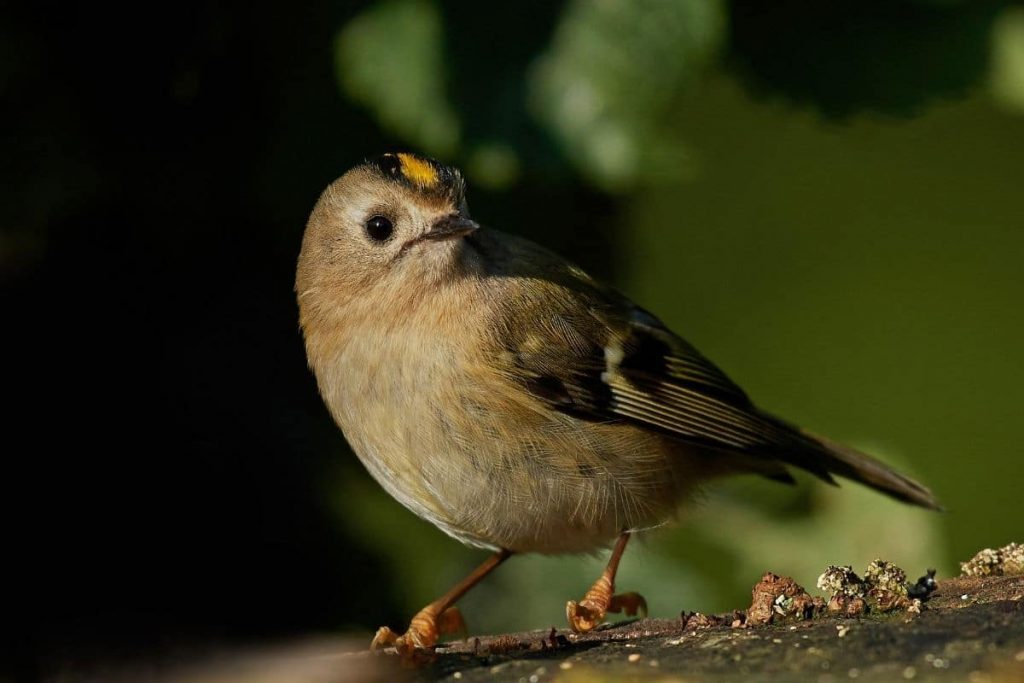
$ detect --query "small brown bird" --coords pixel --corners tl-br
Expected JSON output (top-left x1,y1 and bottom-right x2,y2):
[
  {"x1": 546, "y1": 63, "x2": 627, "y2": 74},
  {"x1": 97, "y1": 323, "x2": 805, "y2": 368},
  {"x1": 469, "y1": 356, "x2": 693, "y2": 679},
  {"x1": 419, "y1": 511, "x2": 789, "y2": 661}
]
[{"x1": 295, "y1": 152, "x2": 939, "y2": 655}]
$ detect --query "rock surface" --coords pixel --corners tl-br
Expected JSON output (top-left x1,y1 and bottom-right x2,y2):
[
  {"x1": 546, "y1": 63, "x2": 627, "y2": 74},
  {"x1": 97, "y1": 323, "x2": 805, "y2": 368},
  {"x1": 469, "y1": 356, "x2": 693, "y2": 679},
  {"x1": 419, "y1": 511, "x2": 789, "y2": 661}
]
[
  {"x1": 64, "y1": 573, "x2": 1024, "y2": 682},
  {"x1": 402, "y1": 574, "x2": 1024, "y2": 683}
]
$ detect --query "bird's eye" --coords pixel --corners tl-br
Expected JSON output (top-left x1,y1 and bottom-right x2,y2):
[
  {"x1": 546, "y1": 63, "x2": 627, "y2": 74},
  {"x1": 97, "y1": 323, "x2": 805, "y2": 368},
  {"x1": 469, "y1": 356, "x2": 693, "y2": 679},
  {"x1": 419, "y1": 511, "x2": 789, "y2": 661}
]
[{"x1": 365, "y1": 215, "x2": 394, "y2": 242}]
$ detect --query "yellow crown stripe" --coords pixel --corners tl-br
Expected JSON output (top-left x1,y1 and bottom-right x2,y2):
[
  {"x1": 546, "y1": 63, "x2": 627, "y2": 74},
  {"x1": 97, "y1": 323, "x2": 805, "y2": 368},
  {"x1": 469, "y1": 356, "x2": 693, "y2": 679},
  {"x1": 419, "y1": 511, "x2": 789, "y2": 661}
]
[{"x1": 396, "y1": 153, "x2": 439, "y2": 187}]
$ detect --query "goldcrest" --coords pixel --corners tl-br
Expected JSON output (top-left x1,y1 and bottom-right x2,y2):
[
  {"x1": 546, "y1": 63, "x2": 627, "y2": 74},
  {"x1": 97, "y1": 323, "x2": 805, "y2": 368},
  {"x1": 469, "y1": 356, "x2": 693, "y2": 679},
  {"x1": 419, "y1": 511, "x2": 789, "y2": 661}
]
[{"x1": 295, "y1": 152, "x2": 938, "y2": 654}]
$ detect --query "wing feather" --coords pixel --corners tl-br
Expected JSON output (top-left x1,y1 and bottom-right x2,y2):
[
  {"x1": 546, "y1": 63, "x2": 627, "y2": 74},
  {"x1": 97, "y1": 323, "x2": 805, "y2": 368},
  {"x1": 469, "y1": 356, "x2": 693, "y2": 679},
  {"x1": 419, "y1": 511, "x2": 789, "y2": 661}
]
[
  {"x1": 501, "y1": 283, "x2": 803, "y2": 461},
  {"x1": 474, "y1": 228, "x2": 937, "y2": 507}
]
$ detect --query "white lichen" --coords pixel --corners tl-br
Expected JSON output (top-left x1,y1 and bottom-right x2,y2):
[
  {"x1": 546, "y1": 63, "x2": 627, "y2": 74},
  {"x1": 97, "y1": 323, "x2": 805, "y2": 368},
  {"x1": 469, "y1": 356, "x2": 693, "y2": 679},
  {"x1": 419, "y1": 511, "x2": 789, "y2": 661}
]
[
  {"x1": 865, "y1": 559, "x2": 909, "y2": 596},
  {"x1": 818, "y1": 565, "x2": 865, "y2": 598},
  {"x1": 960, "y1": 542, "x2": 1024, "y2": 577}
]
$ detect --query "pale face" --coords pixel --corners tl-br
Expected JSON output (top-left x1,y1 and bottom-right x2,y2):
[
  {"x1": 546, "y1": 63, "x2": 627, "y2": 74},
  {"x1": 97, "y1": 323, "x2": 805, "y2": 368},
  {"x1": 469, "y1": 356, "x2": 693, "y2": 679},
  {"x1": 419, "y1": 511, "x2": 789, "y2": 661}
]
[{"x1": 296, "y1": 165, "x2": 479, "y2": 302}]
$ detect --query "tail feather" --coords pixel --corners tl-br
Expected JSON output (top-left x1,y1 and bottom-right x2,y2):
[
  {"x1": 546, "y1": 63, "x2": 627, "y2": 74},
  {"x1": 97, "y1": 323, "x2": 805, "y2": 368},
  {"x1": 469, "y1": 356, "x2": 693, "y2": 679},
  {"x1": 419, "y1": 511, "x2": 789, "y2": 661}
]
[{"x1": 798, "y1": 429, "x2": 943, "y2": 511}]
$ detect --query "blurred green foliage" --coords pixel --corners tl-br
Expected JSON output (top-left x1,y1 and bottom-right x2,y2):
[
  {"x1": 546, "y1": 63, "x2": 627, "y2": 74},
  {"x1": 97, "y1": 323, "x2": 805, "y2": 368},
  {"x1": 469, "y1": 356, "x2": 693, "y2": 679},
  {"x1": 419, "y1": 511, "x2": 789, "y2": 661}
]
[
  {"x1": 328, "y1": 0, "x2": 1024, "y2": 634},
  {"x1": 529, "y1": 0, "x2": 724, "y2": 188},
  {"x1": 992, "y1": 7, "x2": 1024, "y2": 111},
  {"x1": 337, "y1": 0, "x2": 460, "y2": 156}
]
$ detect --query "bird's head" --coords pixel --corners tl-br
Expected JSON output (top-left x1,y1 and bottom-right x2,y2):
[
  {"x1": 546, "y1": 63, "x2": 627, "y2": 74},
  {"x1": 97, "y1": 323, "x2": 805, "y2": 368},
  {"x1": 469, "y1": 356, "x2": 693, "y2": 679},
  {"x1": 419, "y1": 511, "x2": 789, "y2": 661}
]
[{"x1": 296, "y1": 152, "x2": 479, "y2": 305}]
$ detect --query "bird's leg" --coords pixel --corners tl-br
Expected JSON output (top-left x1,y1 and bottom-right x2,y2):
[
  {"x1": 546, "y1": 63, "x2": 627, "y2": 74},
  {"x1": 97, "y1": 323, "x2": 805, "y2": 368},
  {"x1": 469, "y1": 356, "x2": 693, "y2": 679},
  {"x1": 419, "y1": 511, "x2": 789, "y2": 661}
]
[
  {"x1": 566, "y1": 532, "x2": 647, "y2": 633},
  {"x1": 371, "y1": 548, "x2": 512, "y2": 655}
]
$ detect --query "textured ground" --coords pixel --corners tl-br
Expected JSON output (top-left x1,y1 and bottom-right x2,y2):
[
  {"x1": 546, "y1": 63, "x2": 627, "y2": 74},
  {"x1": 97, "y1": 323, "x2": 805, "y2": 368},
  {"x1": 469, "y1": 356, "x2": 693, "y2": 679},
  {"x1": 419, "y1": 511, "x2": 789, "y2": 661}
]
[{"x1": 102, "y1": 573, "x2": 1023, "y2": 683}]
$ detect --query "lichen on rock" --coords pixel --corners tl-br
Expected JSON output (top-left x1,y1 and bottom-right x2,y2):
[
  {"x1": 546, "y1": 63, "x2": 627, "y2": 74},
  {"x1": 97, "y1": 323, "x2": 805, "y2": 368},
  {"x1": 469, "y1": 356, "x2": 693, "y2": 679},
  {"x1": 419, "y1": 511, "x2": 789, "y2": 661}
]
[
  {"x1": 746, "y1": 572, "x2": 824, "y2": 626},
  {"x1": 960, "y1": 542, "x2": 1024, "y2": 577},
  {"x1": 1005, "y1": 543, "x2": 1024, "y2": 574},
  {"x1": 864, "y1": 560, "x2": 908, "y2": 595},
  {"x1": 864, "y1": 559, "x2": 911, "y2": 611},
  {"x1": 817, "y1": 560, "x2": 923, "y2": 615},
  {"x1": 817, "y1": 565, "x2": 869, "y2": 616},
  {"x1": 817, "y1": 565, "x2": 864, "y2": 597}
]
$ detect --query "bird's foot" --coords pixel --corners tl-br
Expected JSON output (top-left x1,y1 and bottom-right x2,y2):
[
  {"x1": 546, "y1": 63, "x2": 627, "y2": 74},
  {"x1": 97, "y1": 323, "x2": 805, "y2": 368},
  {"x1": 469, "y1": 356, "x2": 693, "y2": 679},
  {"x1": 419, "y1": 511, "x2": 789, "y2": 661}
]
[
  {"x1": 371, "y1": 605, "x2": 467, "y2": 656},
  {"x1": 566, "y1": 585, "x2": 647, "y2": 633}
]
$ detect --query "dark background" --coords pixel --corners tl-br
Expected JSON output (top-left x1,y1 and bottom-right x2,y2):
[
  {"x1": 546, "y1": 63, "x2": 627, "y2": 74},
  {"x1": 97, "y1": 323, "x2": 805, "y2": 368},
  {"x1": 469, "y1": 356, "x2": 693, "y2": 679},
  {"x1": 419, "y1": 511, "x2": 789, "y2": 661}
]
[{"x1": 4, "y1": 1, "x2": 1023, "y2": 680}]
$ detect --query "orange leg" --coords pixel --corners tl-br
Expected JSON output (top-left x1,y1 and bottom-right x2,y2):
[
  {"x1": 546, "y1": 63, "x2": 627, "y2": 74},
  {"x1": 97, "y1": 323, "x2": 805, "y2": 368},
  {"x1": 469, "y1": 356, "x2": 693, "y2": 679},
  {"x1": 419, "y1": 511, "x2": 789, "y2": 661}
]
[
  {"x1": 371, "y1": 549, "x2": 512, "y2": 655},
  {"x1": 566, "y1": 532, "x2": 647, "y2": 633}
]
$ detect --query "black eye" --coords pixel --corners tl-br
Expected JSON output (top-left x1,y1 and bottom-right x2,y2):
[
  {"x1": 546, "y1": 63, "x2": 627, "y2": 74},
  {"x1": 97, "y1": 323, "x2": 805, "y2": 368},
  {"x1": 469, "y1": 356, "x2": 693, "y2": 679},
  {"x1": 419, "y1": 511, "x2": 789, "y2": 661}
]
[{"x1": 365, "y1": 215, "x2": 394, "y2": 242}]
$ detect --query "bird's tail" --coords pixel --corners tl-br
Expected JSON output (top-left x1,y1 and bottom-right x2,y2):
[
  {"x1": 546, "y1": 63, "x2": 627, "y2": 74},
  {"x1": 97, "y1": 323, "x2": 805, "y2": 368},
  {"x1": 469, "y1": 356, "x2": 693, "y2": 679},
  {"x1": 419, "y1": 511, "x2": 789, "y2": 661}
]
[
  {"x1": 753, "y1": 409, "x2": 942, "y2": 510},
  {"x1": 797, "y1": 428, "x2": 943, "y2": 511}
]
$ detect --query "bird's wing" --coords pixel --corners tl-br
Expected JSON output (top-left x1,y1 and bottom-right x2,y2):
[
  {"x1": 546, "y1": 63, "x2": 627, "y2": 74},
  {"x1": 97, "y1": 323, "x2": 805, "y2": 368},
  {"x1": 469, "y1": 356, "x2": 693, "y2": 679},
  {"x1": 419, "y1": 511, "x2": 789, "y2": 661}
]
[
  {"x1": 496, "y1": 273, "x2": 836, "y2": 483},
  {"x1": 474, "y1": 229, "x2": 939, "y2": 508}
]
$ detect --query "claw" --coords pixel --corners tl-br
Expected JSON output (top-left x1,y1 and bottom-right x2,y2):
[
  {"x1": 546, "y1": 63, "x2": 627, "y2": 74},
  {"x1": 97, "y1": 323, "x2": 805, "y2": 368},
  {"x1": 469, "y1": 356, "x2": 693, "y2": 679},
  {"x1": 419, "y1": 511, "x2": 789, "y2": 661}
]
[
  {"x1": 566, "y1": 532, "x2": 643, "y2": 633},
  {"x1": 609, "y1": 591, "x2": 648, "y2": 618},
  {"x1": 437, "y1": 606, "x2": 467, "y2": 639},
  {"x1": 566, "y1": 598, "x2": 605, "y2": 633},
  {"x1": 370, "y1": 626, "x2": 399, "y2": 650},
  {"x1": 370, "y1": 605, "x2": 468, "y2": 656},
  {"x1": 567, "y1": 591, "x2": 648, "y2": 633},
  {"x1": 366, "y1": 549, "x2": 510, "y2": 660}
]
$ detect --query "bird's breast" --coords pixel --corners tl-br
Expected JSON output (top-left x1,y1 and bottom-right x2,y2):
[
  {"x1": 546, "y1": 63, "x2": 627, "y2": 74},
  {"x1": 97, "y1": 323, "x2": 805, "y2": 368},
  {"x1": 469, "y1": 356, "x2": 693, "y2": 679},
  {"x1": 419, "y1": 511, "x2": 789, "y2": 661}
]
[
  {"x1": 309, "y1": 312, "x2": 687, "y2": 554},
  {"x1": 314, "y1": 317, "x2": 468, "y2": 524}
]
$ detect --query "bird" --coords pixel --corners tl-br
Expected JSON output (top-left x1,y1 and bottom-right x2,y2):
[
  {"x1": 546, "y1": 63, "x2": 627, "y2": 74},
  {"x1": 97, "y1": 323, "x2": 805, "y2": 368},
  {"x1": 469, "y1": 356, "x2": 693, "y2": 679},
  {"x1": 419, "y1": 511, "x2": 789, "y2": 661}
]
[{"x1": 295, "y1": 152, "x2": 940, "y2": 655}]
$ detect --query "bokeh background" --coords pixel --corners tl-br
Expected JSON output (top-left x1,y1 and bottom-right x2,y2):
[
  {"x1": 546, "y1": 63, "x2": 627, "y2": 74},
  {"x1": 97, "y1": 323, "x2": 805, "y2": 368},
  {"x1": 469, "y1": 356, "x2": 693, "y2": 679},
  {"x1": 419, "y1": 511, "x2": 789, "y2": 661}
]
[{"x1": 4, "y1": 0, "x2": 1024, "y2": 678}]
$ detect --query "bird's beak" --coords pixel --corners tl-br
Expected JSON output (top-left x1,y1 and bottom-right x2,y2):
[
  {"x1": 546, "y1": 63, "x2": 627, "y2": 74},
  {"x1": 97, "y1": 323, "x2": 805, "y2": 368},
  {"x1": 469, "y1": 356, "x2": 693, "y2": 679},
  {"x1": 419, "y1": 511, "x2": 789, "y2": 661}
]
[{"x1": 422, "y1": 214, "x2": 480, "y2": 241}]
